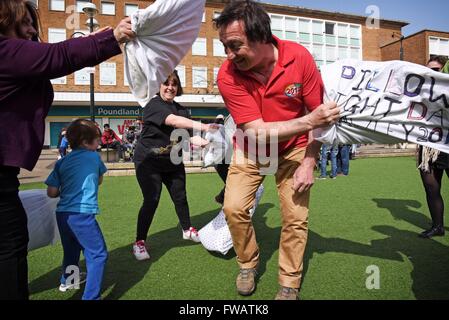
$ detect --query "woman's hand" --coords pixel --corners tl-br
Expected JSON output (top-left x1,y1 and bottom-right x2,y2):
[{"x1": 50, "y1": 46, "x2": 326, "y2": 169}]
[{"x1": 114, "y1": 17, "x2": 136, "y2": 44}]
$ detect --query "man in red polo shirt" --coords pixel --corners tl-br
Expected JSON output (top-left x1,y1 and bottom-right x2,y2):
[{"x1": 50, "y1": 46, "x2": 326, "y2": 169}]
[{"x1": 214, "y1": 0, "x2": 339, "y2": 300}]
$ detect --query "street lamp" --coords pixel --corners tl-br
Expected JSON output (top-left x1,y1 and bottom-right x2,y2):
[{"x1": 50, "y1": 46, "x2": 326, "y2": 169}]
[
  {"x1": 392, "y1": 32, "x2": 405, "y2": 61},
  {"x1": 83, "y1": 2, "x2": 99, "y2": 122}
]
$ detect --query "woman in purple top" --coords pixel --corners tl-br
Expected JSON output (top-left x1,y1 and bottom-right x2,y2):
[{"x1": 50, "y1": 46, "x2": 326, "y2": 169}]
[{"x1": 0, "y1": 0, "x2": 135, "y2": 300}]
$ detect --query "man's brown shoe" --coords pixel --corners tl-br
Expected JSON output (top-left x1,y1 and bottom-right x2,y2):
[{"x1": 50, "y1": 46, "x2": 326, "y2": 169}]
[
  {"x1": 236, "y1": 268, "x2": 257, "y2": 296},
  {"x1": 275, "y1": 286, "x2": 299, "y2": 300}
]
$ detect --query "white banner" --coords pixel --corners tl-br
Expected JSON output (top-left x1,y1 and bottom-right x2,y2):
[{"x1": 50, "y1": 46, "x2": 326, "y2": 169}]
[
  {"x1": 125, "y1": 0, "x2": 206, "y2": 107},
  {"x1": 315, "y1": 59, "x2": 449, "y2": 153}
]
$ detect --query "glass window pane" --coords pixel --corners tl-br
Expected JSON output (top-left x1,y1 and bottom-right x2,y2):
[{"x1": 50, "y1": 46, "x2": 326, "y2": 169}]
[
  {"x1": 213, "y1": 39, "x2": 226, "y2": 57},
  {"x1": 299, "y1": 33, "x2": 310, "y2": 43},
  {"x1": 338, "y1": 37, "x2": 348, "y2": 45},
  {"x1": 285, "y1": 31, "x2": 297, "y2": 41},
  {"x1": 350, "y1": 38, "x2": 360, "y2": 46},
  {"x1": 351, "y1": 47, "x2": 360, "y2": 59},
  {"x1": 350, "y1": 25, "x2": 361, "y2": 38},
  {"x1": 102, "y1": 2, "x2": 115, "y2": 15},
  {"x1": 440, "y1": 39, "x2": 449, "y2": 55},
  {"x1": 272, "y1": 30, "x2": 283, "y2": 39},
  {"x1": 271, "y1": 15, "x2": 283, "y2": 30},
  {"x1": 312, "y1": 44, "x2": 323, "y2": 60},
  {"x1": 338, "y1": 24, "x2": 348, "y2": 37},
  {"x1": 213, "y1": 67, "x2": 219, "y2": 88},
  {"x1": 326, "y1": 35, "x2": 336, "y2": 45},
  {"x1": 285, "y1": 17, "x2": 297, "y2": 31},
  {"x1": 48, "y1": 28, "x2": 66, "y2": 43},
  {"x1": 192, "y1": 38, "x2": 207, "y2": 56},
  {"x1": 192, "y1": 67, "x2": 207, "y2": 88},
  {"x1": 313, "y1": 34, "x2": 323, "y2": 43},
  {"x1": 50, "y1": 0, "x2": 65, "y2": 11},
  {"x1": 429, "y1": 37, "x2": 438, "y2": 54},
  {"x1": 326, "y1": 46, "x2": 337, "y2": 61},
  {"x1": 325, "y1": 22, "x2": 335, "y2": 35},
  {"x1": 76, "y1": 1, "x2": 90, "y2": 13},
  {"x1": 299, "y1": 19, "x2": 310, "y2": 33},
  {"x1": 312, "y1": 21, "x2": 323, "y2": 34},
  {"x1": 100, "y1": 62, "x2": 116, "y2": 86},
  {"x1": 125, "y1": 4, "x2": 138, "y2": 16},
  {"x1": 338, "y1": 47, "x2": 348, "y2": 59},
  {"x1": 175, "y1": 65, "x2": 186, "y2": 87}
]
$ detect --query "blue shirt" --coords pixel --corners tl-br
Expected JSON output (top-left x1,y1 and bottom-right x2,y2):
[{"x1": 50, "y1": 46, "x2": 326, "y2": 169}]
[
  {"x1": 60, "y1": 136, "x2": 68, "y2": 149},
  {"x1": 45, "y1": 148, "x2": 107, "y2": 214}
]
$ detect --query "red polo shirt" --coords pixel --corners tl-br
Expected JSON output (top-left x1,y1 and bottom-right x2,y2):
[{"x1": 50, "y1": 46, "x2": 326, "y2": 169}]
[{"x1": 217, "y1": 36, "x2": 323, "y2": 155}]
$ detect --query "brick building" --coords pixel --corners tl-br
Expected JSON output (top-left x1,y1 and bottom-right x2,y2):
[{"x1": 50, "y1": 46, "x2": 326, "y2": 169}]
[
  {"x1": 33, "y1": 0, "x2": 407, "y2": 147},
  {"x1": 381, "y1": 29, "x2": 449, "y2": 66}
]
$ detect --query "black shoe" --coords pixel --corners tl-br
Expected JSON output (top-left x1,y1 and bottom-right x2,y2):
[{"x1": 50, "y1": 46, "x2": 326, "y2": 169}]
[{"x1": 419, "y1": 226, "x2": 445, "y2": 238}]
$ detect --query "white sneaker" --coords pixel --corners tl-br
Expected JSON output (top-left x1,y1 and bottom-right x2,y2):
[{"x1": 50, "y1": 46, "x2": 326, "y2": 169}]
[
  {"x1": 183, "y1": 227, "x2": 200, "y2": 243},
  {"x1": 133, "y1": 240, "x2": 150, "y2": 261},
  {"x1": 59, "y1": 272, "x2": 87, "y2": 292}
]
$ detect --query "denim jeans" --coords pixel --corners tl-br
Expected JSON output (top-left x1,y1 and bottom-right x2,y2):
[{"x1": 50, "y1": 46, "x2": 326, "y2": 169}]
[
  {"x1": 337, "y1": 145, "x2": 351, "y2": 175},
  {"x1": 57, "y1": 213, "x2": 108, "y2": 300},
  {"x1": 320, "y1": 145, "x2": 338, "y2": 178}
]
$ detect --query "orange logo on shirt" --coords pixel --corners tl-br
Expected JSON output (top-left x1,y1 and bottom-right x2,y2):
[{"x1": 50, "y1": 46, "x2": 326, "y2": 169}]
[{"x1": 284, "y1": 83, "x2": 302, "y2": 98}]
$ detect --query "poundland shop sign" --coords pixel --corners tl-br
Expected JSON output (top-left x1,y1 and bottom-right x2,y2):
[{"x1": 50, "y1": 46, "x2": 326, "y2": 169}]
[{"x1": 97, "y1": 106, "x2": 141, "y2": 117}]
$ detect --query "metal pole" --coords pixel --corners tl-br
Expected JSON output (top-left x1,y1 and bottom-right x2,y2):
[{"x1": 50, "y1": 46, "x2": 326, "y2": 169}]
[{"x1": 89, "y1": 16, "x2": 95, "y2": 122}]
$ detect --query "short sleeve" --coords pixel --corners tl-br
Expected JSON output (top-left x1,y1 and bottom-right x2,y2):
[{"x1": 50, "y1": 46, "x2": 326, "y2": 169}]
[
  {"x1": 144, "y1": 98, "x2": 173, "y2": 126},
  {"x1": 45, "y1": 162, "x2": 61, "y2": 188},
  {"x1": 300, "y1": 50, "x2": 324, "y2": 111}
]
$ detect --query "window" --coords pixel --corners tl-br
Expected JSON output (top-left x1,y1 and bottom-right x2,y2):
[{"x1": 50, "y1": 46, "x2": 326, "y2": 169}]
[
  {"x1": 350, "y1": 25, "x2": 361, "y2": 46},
  {"x1": 49, "y1": 0, "x2": 65, "y2": 11},
  {"x1": 202, "y1": 12, "x2": 206, "y2": 23},
  {"x1": 48, "y1": 29, "x2": 69, "y2": 85},
  {"x1": 271, "y1": 15, "x2": 283, "y2": 39},
  {"x1": 100, "y1": 62, "x2": 116, "y2": 85},
  {"x1": 285, "y1": 17, "x2": 297, "y2": 41},
  {"x1": 213, "y1": 39, "x2": 226, "y2": 57},
  {"x1": 101, "y1": 2, "x2": 115, "y2": 15},
  {"x1": 192, "y1": 67, "x2": 207, "y2": 88},
  {"x1": 213, "y1": 11, "x2": 221, "y2": 19},
  {"x1": 338, "y1": 46, "x2": 348, "y2": 60},
  {"x1": 326, "y1": 46, "x2": 337, "y2": 63},
  {"x1": 213, "y1": 67, "x2": 220, "y2": 88},
  {"x1": 76, "y1": 0, "x2": 90, "y2": 13},
  {"x1": 192, "y1": 38, "x2": 207, "y2": 56},
  {"x1": 312, "y1": 44, "x2": 323, "y2": 61},
  {"x1": 175, "y1": 65, "x2": 186, "y2": 87},
  {"x1": 312, "y1": 21, "x2": 323, "y2": 43},
  {"x1": 125, "y1": 4, "x2": 138, "y2": 17},
  {"x1": 48, "y1": 28, "x2": 66, "y2": 43},
  {"x1": 325, "y1": 22, "x2": 335, "y2": 35},
  {"x1": 74, "y1": 68, "x2": 91, "y2": 85},
  {"x1": 299, "y1": 19, "x2": 310, "y2": 43},
  {"x1": 429, "y1": 37, "x2": 449, "y2": 56},
  {"x1": 338, "y1": 24, "x2": 349, "y2": 45},
  {"x1": 350, "y1": 47, "x2": 360, "y2": 59}
]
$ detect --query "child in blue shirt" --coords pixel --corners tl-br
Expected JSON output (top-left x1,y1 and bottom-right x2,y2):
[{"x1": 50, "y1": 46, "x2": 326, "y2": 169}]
[{"x1": 46, "y1": 119, "x2": 108, "y2": 300}]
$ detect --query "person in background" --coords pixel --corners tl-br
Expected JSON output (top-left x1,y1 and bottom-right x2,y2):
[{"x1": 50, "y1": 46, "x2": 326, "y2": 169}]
[
  {"x1": 101, "y1": 124, "x2": 124, "y2": 161},
  {"x1": 46, "y1": 119, "x2": 108, "y2": 300},
  {"x1": 132, "y1": 71, "x2": 213, "y2": 261},
  {"x1": 318, "y1": 144, "x2": 338, "y2": 180},
  {"x1": 417, "y1": 55, "x2": 449, "y2": 239},
  {"x1": 0, "y1": 0, "x2": 134, "y2": 300}
]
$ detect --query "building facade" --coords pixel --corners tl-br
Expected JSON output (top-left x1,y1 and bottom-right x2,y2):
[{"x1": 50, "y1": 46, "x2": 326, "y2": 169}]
[
  {"x1": 381, "y1": 29, "x2": 449, "y2": 66},
  {"x1": 34, "y1": 0, "x2": 407, "y2": 147}
]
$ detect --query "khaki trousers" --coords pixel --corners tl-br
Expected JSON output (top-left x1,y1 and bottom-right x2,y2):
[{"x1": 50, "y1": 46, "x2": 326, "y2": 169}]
[{"x1": 223, "y1": 147, "x2": 309, "y2": 289}]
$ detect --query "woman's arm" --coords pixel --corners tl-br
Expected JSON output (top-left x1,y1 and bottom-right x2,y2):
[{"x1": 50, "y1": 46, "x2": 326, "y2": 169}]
[{"x1": 165, "y1": 114, "x2": 210, "y2": 132}]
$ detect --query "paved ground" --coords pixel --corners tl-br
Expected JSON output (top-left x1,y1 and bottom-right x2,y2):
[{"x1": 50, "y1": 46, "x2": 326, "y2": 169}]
[{"x1": 18, "y1": 149, "x2": 58, "y2": 184}]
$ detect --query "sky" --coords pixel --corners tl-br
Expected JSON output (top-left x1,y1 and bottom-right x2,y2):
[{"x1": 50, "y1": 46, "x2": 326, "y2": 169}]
[{"x1": 263, "y1": 0, "x2": 449, "y2": 36}]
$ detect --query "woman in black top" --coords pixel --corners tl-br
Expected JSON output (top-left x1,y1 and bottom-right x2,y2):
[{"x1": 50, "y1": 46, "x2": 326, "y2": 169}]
[
  {"x1": 417, "y1": 56, "x2": 449, "y2": 239},
  {"x1": 132, "y1": 71, "x2": 211, "y2": 260}
]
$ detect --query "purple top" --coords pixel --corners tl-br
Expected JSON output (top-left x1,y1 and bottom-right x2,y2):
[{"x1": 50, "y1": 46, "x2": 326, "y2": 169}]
[{"x1": 0, "y1": 29, "x2": 122, "y2": 171}]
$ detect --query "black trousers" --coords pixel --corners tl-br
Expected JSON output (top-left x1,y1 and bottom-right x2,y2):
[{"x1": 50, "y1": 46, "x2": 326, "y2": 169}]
[
  {"x1": 0, "y1": 166, "x2": 29, "y2": 300},
  {"x1": 135, "y1": 159, "x2": 191, "y2": 241},
  {"x1": 214, "y1": 163, "x2": 229, "y2": 199}
]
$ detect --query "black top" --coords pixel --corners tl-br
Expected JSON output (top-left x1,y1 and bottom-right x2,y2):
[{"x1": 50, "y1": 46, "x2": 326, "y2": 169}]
[{"x1": 133, "y1": 95, "x2": 190, "y2": 170}]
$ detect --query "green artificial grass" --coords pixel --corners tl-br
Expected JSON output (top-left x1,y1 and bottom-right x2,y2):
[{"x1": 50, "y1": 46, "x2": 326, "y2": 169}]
[{"x1": 22, "y1": 156, "x2": 449, "y2": 300}]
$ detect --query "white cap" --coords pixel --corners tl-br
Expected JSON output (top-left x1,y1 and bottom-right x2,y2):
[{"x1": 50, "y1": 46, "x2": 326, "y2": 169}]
[{"x1": 216, "y1": 114, "x2": 225, "y2": 120}]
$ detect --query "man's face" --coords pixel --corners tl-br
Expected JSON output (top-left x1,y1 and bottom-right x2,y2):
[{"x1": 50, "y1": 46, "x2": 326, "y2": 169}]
[{"x1": 219, "y1": 20, "x2": 262, "y2": 71}]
